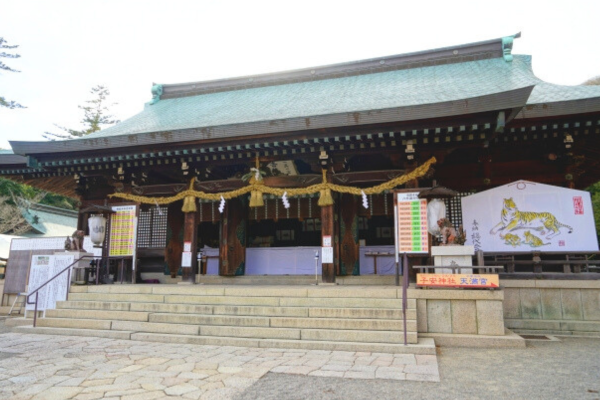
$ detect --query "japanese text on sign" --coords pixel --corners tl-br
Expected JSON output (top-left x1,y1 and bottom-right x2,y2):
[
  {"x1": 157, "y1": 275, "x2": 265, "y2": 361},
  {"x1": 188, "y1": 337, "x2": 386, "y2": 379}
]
[
  {"x1": 108, "y1": 205, "x2": 137, "y2": 257},
  {"x1": 416, "y1": 274, "x2": 499, "y2": 288},
  {"x1": 396, "y1": 192, "x2": 428, "y2": 254}
]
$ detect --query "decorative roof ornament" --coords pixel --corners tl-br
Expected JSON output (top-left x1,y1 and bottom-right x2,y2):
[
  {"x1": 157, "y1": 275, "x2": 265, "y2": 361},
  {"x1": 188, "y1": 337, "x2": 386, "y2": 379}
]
[
  {"x1": 148, "y1": 83, "x2": 163, "y2": 105},
  {"x1": 502, "y1": 32, "x2": 521, "y2": 62}
]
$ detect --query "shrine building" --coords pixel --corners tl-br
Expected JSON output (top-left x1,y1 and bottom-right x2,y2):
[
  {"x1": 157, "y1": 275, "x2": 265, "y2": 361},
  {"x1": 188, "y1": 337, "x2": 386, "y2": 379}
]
[{"x1": 1, "y1": 34, "x2": 600, "y2": 347}]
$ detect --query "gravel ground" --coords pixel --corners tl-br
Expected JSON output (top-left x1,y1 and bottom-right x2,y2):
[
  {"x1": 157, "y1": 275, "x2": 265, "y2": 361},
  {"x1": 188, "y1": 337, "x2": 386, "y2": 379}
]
[{"x1": 236, "y1": 337, "x2": 600, "y2": 400}]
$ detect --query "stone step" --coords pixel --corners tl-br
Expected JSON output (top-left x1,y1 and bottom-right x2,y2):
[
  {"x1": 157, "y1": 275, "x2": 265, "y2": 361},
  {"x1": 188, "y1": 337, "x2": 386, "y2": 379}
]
[
  {"x1": 57, "y1": 301, "x2": 416, "y2": 319},
  {"x1": 76, "y1": 285, "x2": 405, "y2": 299},
  {"x1": 37, "y1": 318, "x2": 112, "y2": 330},
  {"x1": 36, "y1": 317, "x2": 417, "y2": 343},
  {"x1": 269, "y1": 317, "x2": 417, "y2": 332},
  {"x1": 45, "y1": 309, "x2": 150, "y2": 322},
  {"x1": 57, "y1": 301, "x2": 133, "y2": 311},
  {"x1": 15, "y1": 325, "x2": 133, "y2": 339},
  {"x1": 148, "y1": 313, "x2": 270, "y2": 327},
  {"x1": 14, "y1": 326, "x2": 434, "y2": 354},
  {"x1": 197, "y1": 275, "x2": 400, "y2": 286},
  {"x1": 148, "y1": 313, "x2": 416, "y2": 331},
  {"x1": 66, "y1": 292, "x2": 416, "y2": 309},
  {"x1": 506, "y1": 319, "x2": 600, "y2": 333},
  {"x1": 279, "y1": 297, "x2": 416, "y2": 309}
]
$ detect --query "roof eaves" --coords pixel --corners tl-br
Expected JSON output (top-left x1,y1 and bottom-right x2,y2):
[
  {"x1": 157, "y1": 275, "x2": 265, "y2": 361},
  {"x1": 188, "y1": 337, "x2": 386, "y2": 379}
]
[
  {"x1": 516, "y1": 97, "x2": 600, "y2": 119},
  {"x1": 9, "y1": 86, "x2": 534, "y2": 157}
]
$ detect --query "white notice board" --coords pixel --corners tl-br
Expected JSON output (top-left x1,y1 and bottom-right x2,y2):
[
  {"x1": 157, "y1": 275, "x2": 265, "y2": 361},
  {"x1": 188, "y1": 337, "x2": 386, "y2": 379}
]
[{"x1": 26, "y1": 254, "x2": 75, "y2": 311}]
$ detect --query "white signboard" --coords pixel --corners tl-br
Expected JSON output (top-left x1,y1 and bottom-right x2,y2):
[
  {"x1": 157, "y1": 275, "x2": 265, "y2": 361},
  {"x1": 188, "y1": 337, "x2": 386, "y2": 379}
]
[
  {"x1": 181, "y1": 251, "x2": 192, "y2": 267},
  {"x1": 26, "y1": 255, "x2": 51, "y2": 311},
  {"x1": 322, "y1": 247, "x2": 334, "y2": 263},
  {"x1": 462, "y1": 181, "x2": 599, "y2": 253},
  {"x1": 26, "y1": 254, "x2": 75, "y2": 311}
]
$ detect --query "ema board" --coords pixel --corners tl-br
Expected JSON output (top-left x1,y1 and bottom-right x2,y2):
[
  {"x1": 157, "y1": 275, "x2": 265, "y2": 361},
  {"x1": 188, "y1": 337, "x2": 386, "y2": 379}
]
[{"x1": 462, "y1": 181, "x2": 599, "y2": 253}]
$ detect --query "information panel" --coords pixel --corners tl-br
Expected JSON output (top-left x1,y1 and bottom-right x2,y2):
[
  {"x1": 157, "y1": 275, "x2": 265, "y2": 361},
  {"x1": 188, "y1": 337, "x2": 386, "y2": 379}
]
[
  {"x1": 108, "y1": 205, "x2": 137, "y2": 257},
  {"x1": 26, "y1": 254, "x2": 75, "y2": 311},
  {"x1": 396, "y1": 192, "x2": 428, "y2": 254}
]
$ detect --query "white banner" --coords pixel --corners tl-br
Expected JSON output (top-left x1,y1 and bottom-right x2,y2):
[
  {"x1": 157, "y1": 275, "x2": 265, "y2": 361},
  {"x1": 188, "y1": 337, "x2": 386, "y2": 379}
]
[{"x1": 462, "y1": 181, "x2": 599, "y2": 253}]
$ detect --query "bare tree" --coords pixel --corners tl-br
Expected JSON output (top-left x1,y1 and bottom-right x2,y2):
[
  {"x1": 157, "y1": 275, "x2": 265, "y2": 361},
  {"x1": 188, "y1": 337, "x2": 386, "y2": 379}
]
[{"x1": 0, "y1": 37, "x2": 25, "y2": 109}]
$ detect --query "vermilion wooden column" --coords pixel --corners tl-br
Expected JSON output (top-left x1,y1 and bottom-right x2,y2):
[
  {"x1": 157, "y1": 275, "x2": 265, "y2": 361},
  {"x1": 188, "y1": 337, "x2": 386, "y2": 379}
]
[
  {"x1": 181, "y1": 210, "x2": 198, "y2": 283},
  {"x1": 321, "y1": 203, "x2": 336, "y2": 283}
]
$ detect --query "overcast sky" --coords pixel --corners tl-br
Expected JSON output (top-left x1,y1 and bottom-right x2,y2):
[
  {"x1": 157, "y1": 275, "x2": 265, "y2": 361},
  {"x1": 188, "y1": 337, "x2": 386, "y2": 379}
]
[{"x1": 1, "y1": 0, "x2": 599, "y2": 150}]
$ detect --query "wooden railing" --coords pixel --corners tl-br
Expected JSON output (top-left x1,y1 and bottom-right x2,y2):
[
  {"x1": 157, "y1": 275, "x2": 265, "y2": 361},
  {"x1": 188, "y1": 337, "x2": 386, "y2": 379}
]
[{"x1": 478, "y1": 251, "x2": 600, "y2": 279}]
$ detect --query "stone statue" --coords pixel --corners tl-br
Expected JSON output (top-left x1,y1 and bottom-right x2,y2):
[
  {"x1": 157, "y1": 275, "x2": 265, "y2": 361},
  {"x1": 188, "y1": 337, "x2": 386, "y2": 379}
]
[
  {"x1": 437, "y1": 218, "x2": 466, "y2": 246},
  {"x1": 66, "y1": 230, "x2": 85, "y2": 251}
]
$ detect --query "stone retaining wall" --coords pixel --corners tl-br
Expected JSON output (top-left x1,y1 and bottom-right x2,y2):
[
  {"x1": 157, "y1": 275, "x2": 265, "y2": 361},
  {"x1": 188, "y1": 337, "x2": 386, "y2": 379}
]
[
  {"x1": 410, "y1": 289, "x2": 505, "y2": 336},
  {"x1": 502, "y1": 280, "x2": 600, "y2": 335}
]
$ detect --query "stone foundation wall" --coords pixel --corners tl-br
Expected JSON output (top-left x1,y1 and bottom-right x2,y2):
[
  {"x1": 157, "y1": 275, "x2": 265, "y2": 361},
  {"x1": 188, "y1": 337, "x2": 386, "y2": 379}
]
[
  {"x1": 410, "y1": 289, "x2": 505, "y2": 336},
  {"x1": 503, "y1": 280, "x2": 600, "y2": 335}
]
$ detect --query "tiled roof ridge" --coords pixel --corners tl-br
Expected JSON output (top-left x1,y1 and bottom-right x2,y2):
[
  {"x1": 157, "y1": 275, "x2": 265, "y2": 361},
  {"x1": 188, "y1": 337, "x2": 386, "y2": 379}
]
[{"x1": 159, "y1": 36, "x2": 509, "y2": 100}]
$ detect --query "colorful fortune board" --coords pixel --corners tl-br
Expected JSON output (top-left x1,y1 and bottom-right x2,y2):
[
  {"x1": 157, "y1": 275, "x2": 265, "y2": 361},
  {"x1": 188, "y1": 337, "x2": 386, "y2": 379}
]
[
  {"x1": 108, "y1": 205, "x2": 137, "y2": 257},
  {"x1": 396, "y1": 192, "x2": 428, "y2": 254}
]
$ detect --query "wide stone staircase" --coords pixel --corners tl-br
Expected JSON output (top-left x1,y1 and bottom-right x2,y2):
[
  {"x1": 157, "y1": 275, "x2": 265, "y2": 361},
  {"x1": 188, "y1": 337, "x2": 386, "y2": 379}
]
[{"x1": 16, "y1": 284, "x2": 434, "y2": 354}]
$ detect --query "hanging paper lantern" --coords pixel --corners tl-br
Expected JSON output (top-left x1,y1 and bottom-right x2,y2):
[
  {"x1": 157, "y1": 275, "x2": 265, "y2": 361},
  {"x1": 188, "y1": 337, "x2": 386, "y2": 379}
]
[{"x1": 88, "y1": 215, "x2": 107, "y2": 247}]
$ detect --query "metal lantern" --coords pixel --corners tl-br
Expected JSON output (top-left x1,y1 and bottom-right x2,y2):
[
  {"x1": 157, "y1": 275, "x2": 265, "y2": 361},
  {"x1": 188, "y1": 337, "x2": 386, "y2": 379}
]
[{"x1": 88, "y1": 214, "x2": 107, "y2": 247}]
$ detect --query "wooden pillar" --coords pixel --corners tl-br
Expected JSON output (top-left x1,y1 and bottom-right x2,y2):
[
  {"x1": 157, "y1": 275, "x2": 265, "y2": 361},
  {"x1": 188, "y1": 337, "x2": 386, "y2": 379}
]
[
  {"x1": 181, "y1": 210, "x2": 198, "y2": 283},
  {"x1": 165, "y1": 202, "x2": 184, "y2": 278},
  {"x1": 219, "y1": 198, "x2": 247, "y2": 276},
  {"x1": 321, "y1": 201, "x2": 336, "y2": 284},
  {"x1": 339, "y1": 193, "x2": 359, "y2": 275}
]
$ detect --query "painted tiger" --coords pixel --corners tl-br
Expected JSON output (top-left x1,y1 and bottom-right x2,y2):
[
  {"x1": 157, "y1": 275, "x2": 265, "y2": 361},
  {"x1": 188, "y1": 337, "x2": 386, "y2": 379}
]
[
  {"x1": 490, "y1": 198, "x2": 573, "y2": 239},
  {"x1": 523, "y1": 230, "x2": 550, "y2": 247},
  {"x1": 500, "y1": 233, "x2": 522, "y2": 247}
]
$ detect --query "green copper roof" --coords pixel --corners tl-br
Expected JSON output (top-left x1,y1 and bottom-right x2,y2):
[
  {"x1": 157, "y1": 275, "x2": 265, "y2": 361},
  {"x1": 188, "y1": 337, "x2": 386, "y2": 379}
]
[
  {"x1": 86, "y1": 56, "x2": 523, "y2": 140},
  {"x1": 79, "y1": 55, "x2": 600, "y2": 142}
]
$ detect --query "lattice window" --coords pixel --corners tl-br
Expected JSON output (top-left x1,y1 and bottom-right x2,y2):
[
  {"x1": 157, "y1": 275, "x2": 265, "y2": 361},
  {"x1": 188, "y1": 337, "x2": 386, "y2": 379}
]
[
  {"x1": 137, "y1": 207, "x2": 168, "y2": 248},
  {"x1": 445, "y1": 192, "x2": 474, "y2": 228}
]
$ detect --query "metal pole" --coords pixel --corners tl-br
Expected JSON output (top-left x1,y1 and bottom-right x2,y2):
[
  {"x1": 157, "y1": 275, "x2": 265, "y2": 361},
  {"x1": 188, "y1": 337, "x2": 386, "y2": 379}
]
[
  {"x1": 314, "y1": 251, "x2": 319, "y2": 285},
  {"x1": 33, "y1": 292, "x2": 38, "y2": 328},
  {"x1": 402, "y1": 252, "x2": 409, "y2": 346},
  {"x1": 394, "y1": 198, "x2": 400, "y2": 287},
  {"x1": 132, "y1": 216, "x2": 138, "y2": 284},
  {"x1": 66, "y1": 268, "x2": 71, "y2": 301}
]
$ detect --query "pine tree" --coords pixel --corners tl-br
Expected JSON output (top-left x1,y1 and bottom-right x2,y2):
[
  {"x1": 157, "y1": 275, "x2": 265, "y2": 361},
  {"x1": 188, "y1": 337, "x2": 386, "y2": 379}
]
[
  {"x1": 0, "y1": 37, "x2": 25, "y2": 109},
  {"x1": 43, "y1": 85, "x2": 120, "y2": 140}
]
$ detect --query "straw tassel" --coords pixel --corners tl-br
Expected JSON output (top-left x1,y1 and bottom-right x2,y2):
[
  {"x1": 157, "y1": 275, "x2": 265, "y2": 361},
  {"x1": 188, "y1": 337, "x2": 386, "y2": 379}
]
[
  {"x1": 249, "y1": 177, "x2": 264, "y2": 208},
  {"x1": 181, "y1": 178, "x2": 197, "y2": 213},
  {"x1": 318, "y1": 169, "x2": 333, "y2": 206}
]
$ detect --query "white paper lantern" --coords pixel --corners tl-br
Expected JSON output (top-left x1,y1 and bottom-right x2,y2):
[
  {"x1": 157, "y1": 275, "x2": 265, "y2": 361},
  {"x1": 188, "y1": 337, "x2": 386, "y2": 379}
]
[{"x1": 88, "y1": 215, "x2": 107, "y2": 247}]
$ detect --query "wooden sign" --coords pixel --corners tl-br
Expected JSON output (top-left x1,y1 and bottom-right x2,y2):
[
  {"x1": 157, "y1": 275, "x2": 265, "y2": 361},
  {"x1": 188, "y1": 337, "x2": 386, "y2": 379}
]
[
  {"x1": 396, "y1": 192, "x2": 428, "y2": 254},
  {"x1": 417, "y1": 273, "x2": 499, "y2": 289}
]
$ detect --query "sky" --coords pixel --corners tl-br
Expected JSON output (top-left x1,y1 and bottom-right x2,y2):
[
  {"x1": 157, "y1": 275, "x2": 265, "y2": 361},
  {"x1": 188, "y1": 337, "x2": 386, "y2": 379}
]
[{"x1": 1, "y1": 0, "x2": 599, "y2": 150}]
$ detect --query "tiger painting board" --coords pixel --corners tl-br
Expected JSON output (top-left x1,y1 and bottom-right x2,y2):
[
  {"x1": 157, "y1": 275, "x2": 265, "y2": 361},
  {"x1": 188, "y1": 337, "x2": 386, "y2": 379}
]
[
  {"x1": 417, "y1": 273, "x2": 499, "y2": 289},
  {"x1": 462, "y1": 181, "x2": 599, "y2": 252},
  {"x1": 395, "y1": 192, "x2": 429, "y2": 254}
]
